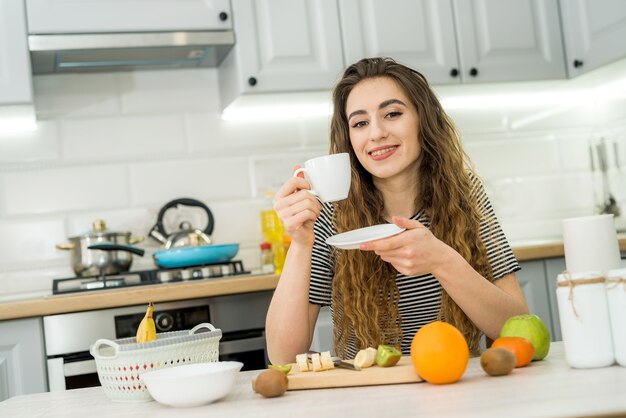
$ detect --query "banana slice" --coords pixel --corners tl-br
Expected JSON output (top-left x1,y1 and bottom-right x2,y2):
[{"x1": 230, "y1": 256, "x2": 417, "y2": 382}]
[
  {"x1": 310, "y1": 353, "x2": 323, "y2": 372},
  {"x1": 354, "y1": 347, "x2": 377, "y2": 368},
  {"x1": 320, "y1": 351, "x2": 335, "y2": 370},
  {"x1": 295, "y1": 353, "x2": 310, "y2": 372}
]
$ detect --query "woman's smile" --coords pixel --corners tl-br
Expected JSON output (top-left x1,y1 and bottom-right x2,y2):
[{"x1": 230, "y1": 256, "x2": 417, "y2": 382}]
[{"x1": 369, "y1": 145, "x2": 399, "y2": 160}]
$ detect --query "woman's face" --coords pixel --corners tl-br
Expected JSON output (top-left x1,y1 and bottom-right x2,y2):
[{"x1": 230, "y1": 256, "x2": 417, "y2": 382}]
[{"x1": 345, "y1": 77, "x2": 420, "y2": 182}]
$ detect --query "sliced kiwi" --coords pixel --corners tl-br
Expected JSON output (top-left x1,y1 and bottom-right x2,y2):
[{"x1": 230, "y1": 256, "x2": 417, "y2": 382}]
[
  {"x1": 268, "y1": 364, "x2": 292, "y2": 374},
  {"x1": 375, "y1": 344, "x2": 402, "y2": 367}
]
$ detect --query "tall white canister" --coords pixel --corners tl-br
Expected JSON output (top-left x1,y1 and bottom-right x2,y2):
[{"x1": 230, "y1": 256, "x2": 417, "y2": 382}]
[
  {"x1": 607, "y1": 268, "x2": 626, "y2": 367},
  {"x1": 556, "y1": 271, "x2": 615, "y2": 368},
  {"x1": 562, "y1": 214, "x2": 621, "y2": 274}
]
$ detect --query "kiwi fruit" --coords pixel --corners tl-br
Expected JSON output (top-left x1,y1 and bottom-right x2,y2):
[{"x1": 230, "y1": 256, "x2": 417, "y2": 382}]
[
  {"x1": 375, "y1": 344, "x2": 402, "y2": 367},
  {"x1": 252, "y1": 369, "x2": 288, "y2": 398},
  {"x1": 480, "y1": 347, "x2": 516, "y2": 376}
]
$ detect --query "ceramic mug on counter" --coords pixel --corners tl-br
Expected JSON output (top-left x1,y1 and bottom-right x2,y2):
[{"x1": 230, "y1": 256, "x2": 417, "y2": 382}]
[{"x1": 293, "y1": 153, "x2": 351, "y2": 203}]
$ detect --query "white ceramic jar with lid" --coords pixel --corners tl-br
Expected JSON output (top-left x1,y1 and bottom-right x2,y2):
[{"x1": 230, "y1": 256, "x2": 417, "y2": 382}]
[
  {"x1": 556, "y1": 271, "x2": 615, "y2": 368},
  {"x1": 607, "y1": 267, "x2": 626, "y2": 366}
]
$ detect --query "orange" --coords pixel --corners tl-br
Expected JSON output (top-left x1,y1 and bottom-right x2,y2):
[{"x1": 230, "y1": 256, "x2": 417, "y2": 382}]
[
  {"x1": 410, "y1": 321, "x2": 469, "y2": 384},
  {"x1": 491, "y1": 336, "x2": 534, "y2": 368}
]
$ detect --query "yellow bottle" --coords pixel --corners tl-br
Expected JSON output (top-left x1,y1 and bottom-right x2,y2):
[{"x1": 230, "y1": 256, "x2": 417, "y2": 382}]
[{"x1": 260, "y1": 192, "x2": 286, "y2": 274}]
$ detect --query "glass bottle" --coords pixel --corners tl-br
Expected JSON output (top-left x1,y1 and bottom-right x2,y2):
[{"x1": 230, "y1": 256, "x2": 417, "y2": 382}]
[
  {"x1": 259, "y1": 242, "x2": 274, "y2": 274},
  {"x1": 259, "y1": 192, "x2": 286, "y2": 274}
]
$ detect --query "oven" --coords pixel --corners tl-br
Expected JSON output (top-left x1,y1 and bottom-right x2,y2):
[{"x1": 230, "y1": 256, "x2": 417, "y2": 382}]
[{"x1": 44, "y1": 292, "x2": 272, "y2": 391}]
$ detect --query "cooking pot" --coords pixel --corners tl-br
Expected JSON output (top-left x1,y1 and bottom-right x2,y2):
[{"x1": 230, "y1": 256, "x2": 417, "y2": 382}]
[
  {"x1": 148, "y1": 198, "x2": 239, "y2": 268},
  {"x1": 56, "y1": 220, "x2": 145, "y2": 277}
]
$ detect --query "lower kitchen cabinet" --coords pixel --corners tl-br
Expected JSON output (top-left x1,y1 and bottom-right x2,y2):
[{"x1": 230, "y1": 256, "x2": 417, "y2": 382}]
[{"x1": 0, "y1": 318, "x2": 48, "y2": 401}]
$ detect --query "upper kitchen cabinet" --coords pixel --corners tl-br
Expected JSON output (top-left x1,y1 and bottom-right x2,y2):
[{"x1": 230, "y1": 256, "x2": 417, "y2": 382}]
[
  {"x1": 0, "y1": 0, "x2": 32, "y2": 105},
  {"x1": 339, "y1": 0, "x2": 566, "y2": 85},
  {"x1": 25, "y1": 0, "x2": 233, "y2": 33},
  {"x1": 218, "y1": 0, "x2": 344, "y2": 109},
  {"x1": 560, "y1": 0, "x2": 626, "y2": 77},
  {"x1": 339, "y1": 0, "x2": 459, "y2": 85}
]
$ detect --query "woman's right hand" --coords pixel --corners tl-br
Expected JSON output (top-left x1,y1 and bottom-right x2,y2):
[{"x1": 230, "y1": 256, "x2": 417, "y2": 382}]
[{"x1": 273, "y1": 167, "x2": 322, "y2": 247}]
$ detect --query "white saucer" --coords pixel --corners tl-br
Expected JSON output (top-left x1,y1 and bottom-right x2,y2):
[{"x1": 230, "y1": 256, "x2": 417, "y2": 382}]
[{"x1": 326, "y1": 224, "x2": 406, "y2": 250}]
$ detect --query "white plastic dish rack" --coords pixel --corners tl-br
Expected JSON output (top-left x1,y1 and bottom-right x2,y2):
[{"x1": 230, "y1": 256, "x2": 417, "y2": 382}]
[{"x1": 89, "y1": 322, "x2": 222, "y2": 402}]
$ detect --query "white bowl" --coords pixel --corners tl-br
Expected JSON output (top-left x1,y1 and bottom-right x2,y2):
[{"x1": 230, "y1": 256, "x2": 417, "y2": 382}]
[{"x1": 141, "y1": 361, "x2": 243, "y2": 407}]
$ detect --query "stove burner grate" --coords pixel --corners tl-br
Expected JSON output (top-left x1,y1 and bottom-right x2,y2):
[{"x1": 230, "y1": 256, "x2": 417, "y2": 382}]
[{"x1": 52, "y1": 260, "x2": 248, "y2": 295}]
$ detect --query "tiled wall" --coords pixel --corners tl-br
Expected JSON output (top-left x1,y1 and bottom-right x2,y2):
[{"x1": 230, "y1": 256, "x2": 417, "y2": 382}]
[{"x1": 0, "y1": 68, "x2": 625, "y2": 295}]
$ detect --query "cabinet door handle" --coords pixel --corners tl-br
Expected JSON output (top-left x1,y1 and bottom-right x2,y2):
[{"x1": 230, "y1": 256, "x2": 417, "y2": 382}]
[
  {"x1": 248, "y1": 77, "x2": 258, "y2": 87},
  {"x1": 449, "y1": 68, "x2": 459, "y2": 77},
  {"x1": 573, "y1": 59, "x2": 584, "y2": 68},
  {"x1": 219, "y1": 12, "x2": 229, "y2": 21},
  {"x1": 469, "y1": 68, "x2": 479, "y2": 77}
]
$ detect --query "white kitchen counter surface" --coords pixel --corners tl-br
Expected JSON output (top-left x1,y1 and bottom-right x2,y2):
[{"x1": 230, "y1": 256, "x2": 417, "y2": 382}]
[{"x1": 1, "y1": 343, "x2": 624, "y2": 418}]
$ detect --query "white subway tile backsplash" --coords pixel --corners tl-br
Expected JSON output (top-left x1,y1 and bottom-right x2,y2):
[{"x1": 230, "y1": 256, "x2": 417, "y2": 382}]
[
  {"x1": 0, "y1": 219, "x2": 67, "y2": 265},
  {"x1": 2, "y1": 165, "x2": 129, "y2": 215},
  {"x1": 60, "y1": 114, "x2": 187, "y2": 160},
  {"x1": 251, "y1": 152, "x2": 321, "y2": 197},
  {"x1": 0, "y1": 121, "x2": 59, "y2": 163},
  {"x1": 33, "y1": 73, "x2": 120, "y2": 118},
  {"x1": 208, "y1": 199, "x2": 265, "y2": 246},
  {"x1": 128, "y1": 157, "x2": 251, "y2": 207},
  {"x1": 557, "y1": 133, "x2": 594, "y2": 172},
  {"x1": 0, "y1": 264, "x2": 73, "y2": 294},
  {"x1": 467, "y1": 136, "x2": 560, "y2": 179},
  {"x1": 505, "y1": 103, "x2": 598, "y2": 132},
  {"x1": 502, "y1": 218, "x2": 564, "y2": 242},
  {"x1": 186, "y1": 113, "x2": 307, "y2": 155},
  {"x1": 446, "y1": 108, "x2": 509, "y2": 136},
  {"x1": 118, "y1": 69, "x2": 221, "y2": 114},
  {"x1": 67, "y1": 208, "x2": 154, "y2": 238}
]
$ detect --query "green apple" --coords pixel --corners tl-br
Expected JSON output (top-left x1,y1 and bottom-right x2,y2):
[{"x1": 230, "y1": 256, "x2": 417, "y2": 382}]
[{"x1": 499, "y1": 314, "x2": 551, "y2": 361}]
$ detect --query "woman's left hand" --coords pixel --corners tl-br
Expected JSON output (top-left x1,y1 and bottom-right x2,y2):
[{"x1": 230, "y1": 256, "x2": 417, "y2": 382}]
[{"x1": 359, "y1": 216, "x2": 454, "y2": 276}]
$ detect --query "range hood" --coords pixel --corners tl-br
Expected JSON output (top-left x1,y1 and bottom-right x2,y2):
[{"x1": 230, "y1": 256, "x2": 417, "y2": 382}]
[{"x1": 28, "y1": 31, "x2": 235, "y2": 74}]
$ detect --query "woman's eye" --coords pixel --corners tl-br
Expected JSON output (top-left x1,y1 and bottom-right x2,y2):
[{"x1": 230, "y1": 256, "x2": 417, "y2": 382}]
[
  {"x1": 386, "y1": 111, "x2": 402, "y2": 119},
  {"x1": 351, "y1": 120, "x2": 367, "y2": 128}
]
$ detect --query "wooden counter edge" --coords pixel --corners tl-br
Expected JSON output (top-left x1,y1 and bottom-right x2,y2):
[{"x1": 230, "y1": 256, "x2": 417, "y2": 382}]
[
  {"x1": 0, "y1": 274, "x2": 280, "y2": 321},
  {"x1": 513, "y1": 236, "x2": 626, "y2": 261}
]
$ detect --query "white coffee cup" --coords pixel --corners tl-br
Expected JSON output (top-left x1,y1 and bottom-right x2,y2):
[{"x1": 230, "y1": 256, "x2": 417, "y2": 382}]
[{"x1": 293, "y1": 153, "x2": 351, "y2": 202}]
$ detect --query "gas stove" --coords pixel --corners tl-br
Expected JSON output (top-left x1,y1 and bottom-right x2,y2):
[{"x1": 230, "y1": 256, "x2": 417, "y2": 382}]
[{"x1": 52, "y1": 260, "x2": 248, "y2": 295}]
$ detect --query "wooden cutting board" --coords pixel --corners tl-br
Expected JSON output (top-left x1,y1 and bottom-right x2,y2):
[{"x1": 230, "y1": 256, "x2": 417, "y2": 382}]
[{"x1": 287, "y1": 356, "x2": 422, "y2": 390}]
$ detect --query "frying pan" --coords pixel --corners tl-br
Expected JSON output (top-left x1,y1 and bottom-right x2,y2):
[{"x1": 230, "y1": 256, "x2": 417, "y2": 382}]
[
  {"x1": 89, "y1": 242, "x2": 239, "y2": 269},
  {"x1": 153, "y1": 244, "x2": 239, "y2": 268}
]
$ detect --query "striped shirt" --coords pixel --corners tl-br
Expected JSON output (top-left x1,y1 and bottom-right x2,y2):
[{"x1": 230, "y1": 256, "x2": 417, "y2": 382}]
[{"x1": 309, "y1": 174, "x2": 521, "y2": 358}]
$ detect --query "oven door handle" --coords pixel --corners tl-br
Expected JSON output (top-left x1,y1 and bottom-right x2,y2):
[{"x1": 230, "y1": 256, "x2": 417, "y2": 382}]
[{"x1": 219, "y1": 336, "x2": 266, "y2": 355}]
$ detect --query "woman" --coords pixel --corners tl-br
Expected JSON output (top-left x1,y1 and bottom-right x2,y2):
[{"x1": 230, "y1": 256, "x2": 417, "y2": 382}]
[{"x1": 265, "y1": 57, "x2": 528, "y2": 365}]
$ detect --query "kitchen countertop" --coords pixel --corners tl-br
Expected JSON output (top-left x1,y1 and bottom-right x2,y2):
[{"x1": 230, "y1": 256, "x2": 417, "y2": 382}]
[
  {"x1": 0, "y1": 274, "x2": 279, "y2": 321},
  {"x1": 1, "y1": 236, "x2": 624, "y2": 321},
  {"x1": 1, "y1": 342, "x2": 624, "y2": 418},
  {"x1": 511, "y1": 234, "x2": 626, "y2": 261}
]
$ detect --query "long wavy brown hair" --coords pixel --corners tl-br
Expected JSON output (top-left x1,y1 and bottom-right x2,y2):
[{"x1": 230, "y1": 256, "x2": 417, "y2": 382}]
[{"x1": 329, "y1": 57, "x2": 494, "y2": 356}]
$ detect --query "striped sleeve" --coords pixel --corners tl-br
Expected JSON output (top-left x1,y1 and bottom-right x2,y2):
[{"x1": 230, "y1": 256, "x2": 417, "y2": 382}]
[
  {"x1": 309, "y1": 202, "x2": 336, "y2": 306},
  {"x1": 470, "y1": 174, "x2": 521, "y2": 280}
]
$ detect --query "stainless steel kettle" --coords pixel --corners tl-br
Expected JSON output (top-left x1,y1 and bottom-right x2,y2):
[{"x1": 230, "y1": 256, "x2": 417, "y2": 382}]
[{"x1": 148, "y1": 198, "x2": 215, "y2": 249}]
